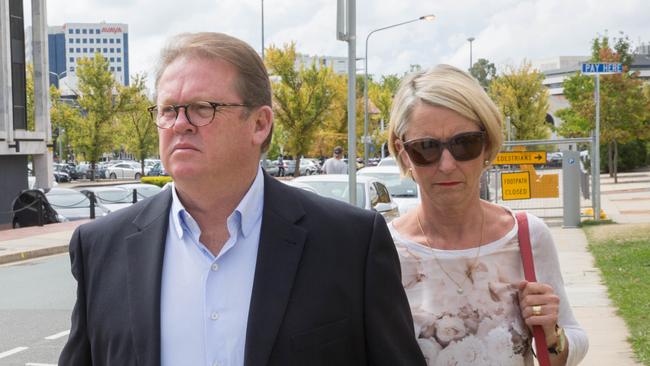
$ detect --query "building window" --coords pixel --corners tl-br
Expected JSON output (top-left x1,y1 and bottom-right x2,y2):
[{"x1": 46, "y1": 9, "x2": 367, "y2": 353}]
[
  {"x1": 75, "y1": 29, "x2": 80, "y2": 34},
  {"x1": 76, "y1": 48, "x2": 81, "y2": 52},
  {"x1": 116, "y1": 48, "x2": 121, "y2": 53},
  {"x1": 82, "y1": 29, "x2": 87, "y2": 34},
  {"x1": 116, "y1": 38, "x2": 121, "y2": 44},
  {"x1": 117, "y1": 57, "x2": 122, "y2": 62},
  {"x1": 110, "y1": 66, "x2": 115, "y2": 71},
  {"x1": 68, "y1": 29, "x2": 73, "y2": 34},
  {"x1": 90, "y1": 39, "x2": 94, "y2": 44},
  {"x1": 69, "y1": 48, "x2": 74, "y2": 53},
  {"x1": 82, "y1": 38, "x2": 87, "y2": 44},
  {"x1": 70, "y1": 66, "x2": 75, "y2": 72},
  {"x1": 110, "y1": 48, "x2": 114, "y2": 53},
  {"x1": 69, "y1": 57, "x2": 74, "y2": 62},
  {"x1": 83, "y1": 48, "x2": 87, "y2": 52},
  {"x1": 89, "y1": 29, "x2": 94, "y2": 34},
  {"x1": 96, "y1": 29, "x2": 100, "y2": 34},
  {"x1": 109, "y1": 39, "x2": 114, "y2": 44},
  {"x1": 103, "y1": 48, "x2": 108, "y2": 53},
  {"x1": 109, "y1": 57, "x2": 114, "y2": 62},
  {"x1": 103, "y1": 38, "x2": 107, "y2": 44},
  {"x1": 90, "y1": 48, "x2": 94, "y2": 53},
  {"x1": 117, "y1": 66, "x2": 122, "y2": 71}
]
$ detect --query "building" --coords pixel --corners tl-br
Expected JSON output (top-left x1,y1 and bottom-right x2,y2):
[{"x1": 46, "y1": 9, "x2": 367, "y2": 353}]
[
  {"x1": 295, "y1": 54, "x2": 348, "y2": 74},
  {"x1": 26, "y1": 21, "x2": 129, "y2": 95}
]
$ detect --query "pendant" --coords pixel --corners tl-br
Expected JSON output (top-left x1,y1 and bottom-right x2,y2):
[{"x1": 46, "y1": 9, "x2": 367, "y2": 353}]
[{"x1": 456, "y1": 287, "x2": 464, "y2": 294}]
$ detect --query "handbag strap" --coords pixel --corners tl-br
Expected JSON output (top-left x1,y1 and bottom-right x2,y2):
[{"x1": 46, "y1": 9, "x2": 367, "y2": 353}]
[{"x1": 515, "y1": 211, "x2": 551, "y2": 366}]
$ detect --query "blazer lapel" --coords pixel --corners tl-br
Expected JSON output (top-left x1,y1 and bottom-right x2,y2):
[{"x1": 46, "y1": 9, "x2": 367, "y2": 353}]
[
  {"x1": 245, "y1": 174, "x2": 307, "y2": 366},
  {"x1": 125, "y1": 189, "x2": 172, "y2": 366}
]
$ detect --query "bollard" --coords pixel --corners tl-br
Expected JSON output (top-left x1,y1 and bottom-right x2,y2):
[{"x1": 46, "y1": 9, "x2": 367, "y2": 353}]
[
  {"x1": 37, "y1": 195, "x2": 44, "y2": 226},
  {"x1": 132, "y1": 189, "x2": 137, "y2": 203},
  {"x1": 89, "y1": 192, "x2": 96, "y2": 219},
  {"x1": 562, "y1": 150, "x2": 581, "y2": 227}
]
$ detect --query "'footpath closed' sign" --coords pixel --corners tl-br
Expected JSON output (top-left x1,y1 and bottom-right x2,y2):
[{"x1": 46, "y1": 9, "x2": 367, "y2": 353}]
[{"x1": 501, "y1": 171, "x2": 531, "y2": 200}]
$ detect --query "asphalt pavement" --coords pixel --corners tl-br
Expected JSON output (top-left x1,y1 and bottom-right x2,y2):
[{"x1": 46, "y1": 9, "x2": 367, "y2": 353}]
[{"x1": 0, "y1": 170, "x2": 648, "y2": 365}]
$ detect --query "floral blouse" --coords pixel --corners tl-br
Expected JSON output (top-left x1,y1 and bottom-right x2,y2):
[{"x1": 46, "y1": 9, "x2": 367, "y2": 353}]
[{"x1": 389, "y1": 212, "x2": 588, "y2": 366}]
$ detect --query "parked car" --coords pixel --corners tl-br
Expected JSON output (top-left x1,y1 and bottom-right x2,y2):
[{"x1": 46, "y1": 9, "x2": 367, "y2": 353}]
[
  {"x1": 147, "y1": 161, "x2": 169, "y2": 176},
  {"x1": 106, "y1": 161, "x2": 143, "y2": 180},
  {"x1": 114, "y1": 183, "x2": 162, "y2": 200},
  {"x1": 53, "y1": 169, "x2": 71, "y2": 183},
  {"x1": 11, "y1": 188, "x2": 109, "y2": 228},
  {"x1": 291, "y1": 174, "x2": 400, "y2": 222},
  {"x1": 377, "y1": 157, "x2": 397, "y2": 167},
  {"x1": 285, "y1": 159, "x2": 319, "y2": 176},
  {"x1": 77, "y1": 186, "x2": 135, "y2": 212},
  {"x1": 358, "y1": 166, "x2": 420, "y2": 214},
  {"x1": 260, "y1": 159, "x2": 279, "y2": 176}
]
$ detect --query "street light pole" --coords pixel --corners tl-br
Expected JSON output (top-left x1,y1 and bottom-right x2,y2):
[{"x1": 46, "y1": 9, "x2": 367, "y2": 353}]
[
  {"x1": 363, "y1": 15, "x2": 434, "y2": 165},
  {"x1": 467, "y1": 37, "x2": 475, "y2": 70}
]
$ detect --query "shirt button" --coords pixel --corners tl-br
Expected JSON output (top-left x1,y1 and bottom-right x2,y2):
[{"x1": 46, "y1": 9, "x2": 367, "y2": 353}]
[
  {"x1": 210, "y1": 312, "x2": 219, "y2": 320},
  {"x1": 211, "y1": 263, "x2": 219, "y2": 271}
]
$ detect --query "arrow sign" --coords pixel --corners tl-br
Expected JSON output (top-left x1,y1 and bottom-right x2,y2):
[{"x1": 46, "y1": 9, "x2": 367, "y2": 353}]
[
  {"x1": 494, "y1": 151, "x2": 548, "y2": 165},
  {"x1": 581, "y1": 63, "x2": 623, "y2": 75}
]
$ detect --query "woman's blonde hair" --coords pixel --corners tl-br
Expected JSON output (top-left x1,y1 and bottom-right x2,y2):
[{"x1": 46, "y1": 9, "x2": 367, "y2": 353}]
[{"x1": 388, "y1": 64, "x2": 503, "y2": 175}]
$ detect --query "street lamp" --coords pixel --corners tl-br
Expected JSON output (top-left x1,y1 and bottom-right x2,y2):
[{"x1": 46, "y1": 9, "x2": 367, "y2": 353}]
[
  {"x1": 363, "y1": 14, "x2": 435, "y2": 165},
  {"x1": 467, "y1": 37, "x2": 475, "y2": 70}
]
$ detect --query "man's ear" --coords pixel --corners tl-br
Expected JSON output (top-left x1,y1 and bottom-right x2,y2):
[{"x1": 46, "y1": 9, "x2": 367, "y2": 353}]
[{"x1": 251, "y1": 105, "x2": 273, "y2": 146}]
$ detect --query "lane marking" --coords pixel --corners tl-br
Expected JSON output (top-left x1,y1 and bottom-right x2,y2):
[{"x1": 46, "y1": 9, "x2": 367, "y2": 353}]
[
  {"x1": 44, "y1": 330, "x2": 70, "y2": 340},
  {"x1": 0, "y1": 346, "x2": 29, "y2": 359},
  {"x1": 26, "y1": 363, "x2": 57, "y2": 366}
]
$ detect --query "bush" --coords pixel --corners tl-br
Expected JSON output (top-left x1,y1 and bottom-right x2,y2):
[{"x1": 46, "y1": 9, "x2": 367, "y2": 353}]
[
  {"x1": 601, "y1": 139, "x2": 648, "y2": 173},
  {"x1": 141, "y1": 176, "x2": 172, "y2": 187}
]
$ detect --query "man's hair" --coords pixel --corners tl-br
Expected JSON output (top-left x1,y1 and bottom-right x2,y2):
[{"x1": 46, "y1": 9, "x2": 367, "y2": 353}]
[
  {"x1": 388, "y1": 64, "x2": 503, "y2": 176},
  {"x1": 333, "y1": 146, "x2": 344, "y2": 156},
  {"x1": 154, "y1": 32, "x2": 274, "y2": 152}
]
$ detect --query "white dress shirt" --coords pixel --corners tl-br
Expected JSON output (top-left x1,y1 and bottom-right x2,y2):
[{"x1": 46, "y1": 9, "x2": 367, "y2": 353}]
[{"x1": 160, "y1": 167, "x2": 264, "y2": 366}]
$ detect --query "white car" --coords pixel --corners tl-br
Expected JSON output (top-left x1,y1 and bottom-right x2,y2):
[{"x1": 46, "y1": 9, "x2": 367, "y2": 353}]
[
  {"x1": 291, "y1": 174, "x2": 400, "y2": 222},
  {"x1": 358, "y1": 166, "x2": 420, "y2": 215},
  {"x1": 377, "y1": 156, "x2": 397, "y2": 167},
  {"x1": 106, "y1": 162, "x2": 143, "y2": 180},
  {"x1": 77, "y1": 186, "x2": 135, "y2": 212}
]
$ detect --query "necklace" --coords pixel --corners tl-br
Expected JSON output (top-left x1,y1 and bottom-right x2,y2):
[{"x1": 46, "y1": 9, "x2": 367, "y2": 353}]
[{"x1": 415, "y1": 207, "x2": 485, "y2": 294}]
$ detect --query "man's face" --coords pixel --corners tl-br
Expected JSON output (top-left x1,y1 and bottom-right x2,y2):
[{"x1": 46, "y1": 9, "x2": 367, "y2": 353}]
[{"x1": 155, "y1": 56, "x2": 262, "y2": 184}]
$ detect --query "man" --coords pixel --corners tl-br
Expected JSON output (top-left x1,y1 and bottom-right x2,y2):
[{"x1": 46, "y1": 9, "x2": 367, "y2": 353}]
[
  {"x1": 59, "y1": 32, "x2": 425, "y2": 366},
  {"x1": 322, "y1": 145, "x2": 348, "y2": 174}
]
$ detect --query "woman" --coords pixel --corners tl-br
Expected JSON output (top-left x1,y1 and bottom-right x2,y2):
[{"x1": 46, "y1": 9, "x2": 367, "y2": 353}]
[{"x1": 387, "y1": 64, "x2": 587, "y2": 366}]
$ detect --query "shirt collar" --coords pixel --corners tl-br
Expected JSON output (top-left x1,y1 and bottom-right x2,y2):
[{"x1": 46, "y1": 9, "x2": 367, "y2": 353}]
[{"x1": 170, "y1": 166, "x2": 265, "y2": 240}]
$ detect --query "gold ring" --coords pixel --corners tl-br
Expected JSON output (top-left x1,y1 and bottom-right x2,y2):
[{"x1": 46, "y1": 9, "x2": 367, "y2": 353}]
[{"x1": 532, "y1": 305, "x2": 543, "y2": 316}]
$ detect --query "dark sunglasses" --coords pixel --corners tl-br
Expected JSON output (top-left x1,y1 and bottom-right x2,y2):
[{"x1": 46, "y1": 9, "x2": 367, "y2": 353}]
[{"x1": 402, "y1": 131, "x2": 486, "y2": 166}]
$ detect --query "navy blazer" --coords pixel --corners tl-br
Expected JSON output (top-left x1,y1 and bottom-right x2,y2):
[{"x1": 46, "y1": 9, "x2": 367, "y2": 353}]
[{"x1": 59, "y1": 172, "x2": 426, "y2": 366}]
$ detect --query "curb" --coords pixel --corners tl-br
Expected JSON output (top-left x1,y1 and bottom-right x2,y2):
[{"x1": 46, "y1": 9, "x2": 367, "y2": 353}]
[{"x1": 0, "y1": 244, "x2": 69, "y2": 265}]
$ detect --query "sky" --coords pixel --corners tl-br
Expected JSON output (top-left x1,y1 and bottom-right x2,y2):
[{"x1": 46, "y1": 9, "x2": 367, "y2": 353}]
[{"x1": 32, "y1": 0, "x2": 650, "y2": 88}]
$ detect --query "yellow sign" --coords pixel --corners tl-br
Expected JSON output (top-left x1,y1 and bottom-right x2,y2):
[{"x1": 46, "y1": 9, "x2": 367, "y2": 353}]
[
  {"x1": 501, "y1": 171, "x2": 531, "y2": 200},
  {"x1": 494, "y1": 151, "x2": 547, "y2": 165}
]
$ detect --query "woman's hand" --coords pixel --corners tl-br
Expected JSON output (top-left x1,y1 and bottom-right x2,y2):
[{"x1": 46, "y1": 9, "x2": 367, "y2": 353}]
[{"x1": 518, "y1": 280, "x2": 560, "y2": 345}]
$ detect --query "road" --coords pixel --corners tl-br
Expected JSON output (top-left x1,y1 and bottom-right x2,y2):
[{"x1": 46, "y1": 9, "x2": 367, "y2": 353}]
[{"x1": 0, "y1": 254, "x2": 74, "y2": 366}]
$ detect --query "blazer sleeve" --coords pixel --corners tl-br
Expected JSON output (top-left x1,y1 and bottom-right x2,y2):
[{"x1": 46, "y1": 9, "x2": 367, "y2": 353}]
[
  {"x1": 364, "y1": 213, "x2": 427, "y2": 365},
  {"x1": 58, "y1": 227, "x2": 92, "y2": 365}
]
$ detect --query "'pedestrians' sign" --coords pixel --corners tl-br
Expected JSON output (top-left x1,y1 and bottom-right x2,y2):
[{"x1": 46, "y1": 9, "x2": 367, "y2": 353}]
[
  {"x1": 494, "y1": 151, "x2": 546, "y2": 165},
  {"x1": 501, "y1": 171, "x2": 531, "y2": 200},
  {"x1": 581, "y1": 63, "x2": 623, "y2": 75}
]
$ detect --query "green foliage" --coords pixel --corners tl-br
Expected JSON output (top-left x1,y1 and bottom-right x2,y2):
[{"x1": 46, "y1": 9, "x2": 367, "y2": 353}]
[
  {"x1": 469, "y1": 58, "x2": 497, "y2": 90},
  {"x1": 49, "y1": 86, "x2": 82, "y2": 161},
  {"x1": 141, "y1": 176, "x2": 172, "y2": 187},
  {"x1": 26, "y1": 63, "x2": 35, "y2": 130},
  {"x1": 489, "y1": 61, "x2": 551, "y2": 140},
  {"x1": 266, "y1": 43, "x2": 340, "y2": 173},
  {"x1": 70, "y1": 54, "x2": 130, "y2": 179},
  {"x1": 585, "y1": 224, "x2": 650, "y2": 365},
  {"x1": 116, "y1": 74, "x2": 159, "y2": 175}
]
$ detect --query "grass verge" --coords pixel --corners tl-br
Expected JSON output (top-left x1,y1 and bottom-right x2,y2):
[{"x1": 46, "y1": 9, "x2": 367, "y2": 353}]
[{"x1": 585, "y1": 223, "x2": 650, "y2": 365}]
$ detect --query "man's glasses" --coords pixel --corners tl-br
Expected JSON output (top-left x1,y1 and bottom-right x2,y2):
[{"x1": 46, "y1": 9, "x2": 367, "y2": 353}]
[
  {"x1": 402, "y1": 131, "x2": 486, "y2": 166},
  {"x1": 148, "y1": 101, "x2": 250, "y2": 129}
]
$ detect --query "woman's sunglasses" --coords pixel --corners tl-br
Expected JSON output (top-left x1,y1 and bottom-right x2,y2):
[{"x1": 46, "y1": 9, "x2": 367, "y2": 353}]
[{"x1": 402, "y1": 131, "x2": 486, "y2": 166}]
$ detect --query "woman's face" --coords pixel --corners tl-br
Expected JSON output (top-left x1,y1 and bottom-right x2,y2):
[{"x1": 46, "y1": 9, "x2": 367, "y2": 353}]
[{"x1": 396, "y1": 103, "x2": 486, "y2": 208}]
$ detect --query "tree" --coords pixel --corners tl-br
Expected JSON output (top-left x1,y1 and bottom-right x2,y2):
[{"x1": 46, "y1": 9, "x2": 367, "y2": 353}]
[
  {"x1": 368, "y1": 74, "x2": 401, "y2": 156},
  {"x1": 265, "y1": 43, "x2": 339, "y2": 176},
  {"x1": 116, "y1": 74, "x2": 158, "y2": 176},
  {"x1": 49, "y1": 85, "x2": 82, "y2": 162},
  {"x1": 489, "y1": 61, "x2": 550, "y2": 141},
  {"x1": 469, "y1": 58, "x2": 497, "y2": 90},
  {"x1": 557, "y1": 33, "x2": 649, "y2": 181},
  {"x1": 25, "y1": 63, "x2": 35, "y2": 130},
  {"x1": 70, "y1": 53, "x2": 130, "y2": 180}
]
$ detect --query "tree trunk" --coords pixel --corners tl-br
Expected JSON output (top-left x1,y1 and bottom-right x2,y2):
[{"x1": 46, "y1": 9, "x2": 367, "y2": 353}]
[
  {"x1": 613, "y1": 140, "x2": 618, "y2": 184},
  {"x1": 608, "y1": 141, "x2": 613, "y2": 177},
  {"x1": 294, "y1": 156, "x2": 302, "y2": 177}
]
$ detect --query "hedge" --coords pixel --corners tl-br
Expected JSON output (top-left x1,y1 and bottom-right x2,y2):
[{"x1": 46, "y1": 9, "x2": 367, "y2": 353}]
[{"x1": 141, "y1": 176, "x2": 173, "y2": 187}]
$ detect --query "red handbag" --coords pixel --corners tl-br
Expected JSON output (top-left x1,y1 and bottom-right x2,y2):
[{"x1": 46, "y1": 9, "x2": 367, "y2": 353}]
[{"x1": 516, "y1": 211, "x2": 551, "y2": 366}]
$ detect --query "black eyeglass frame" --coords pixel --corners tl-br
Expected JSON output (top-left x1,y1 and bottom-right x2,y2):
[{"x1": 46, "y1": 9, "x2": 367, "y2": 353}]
[
  {"x1": 401, "y1": 130, "x2": 487, "y2": 166},
  {"x1": 147, "y1": 101, "x2": 251, "y2": 129}
]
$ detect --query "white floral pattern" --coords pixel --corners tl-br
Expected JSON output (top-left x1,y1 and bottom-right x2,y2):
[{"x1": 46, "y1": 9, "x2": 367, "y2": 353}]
[{"x1": 391, "y1": 225, "x2": 534, "y2": 366}]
